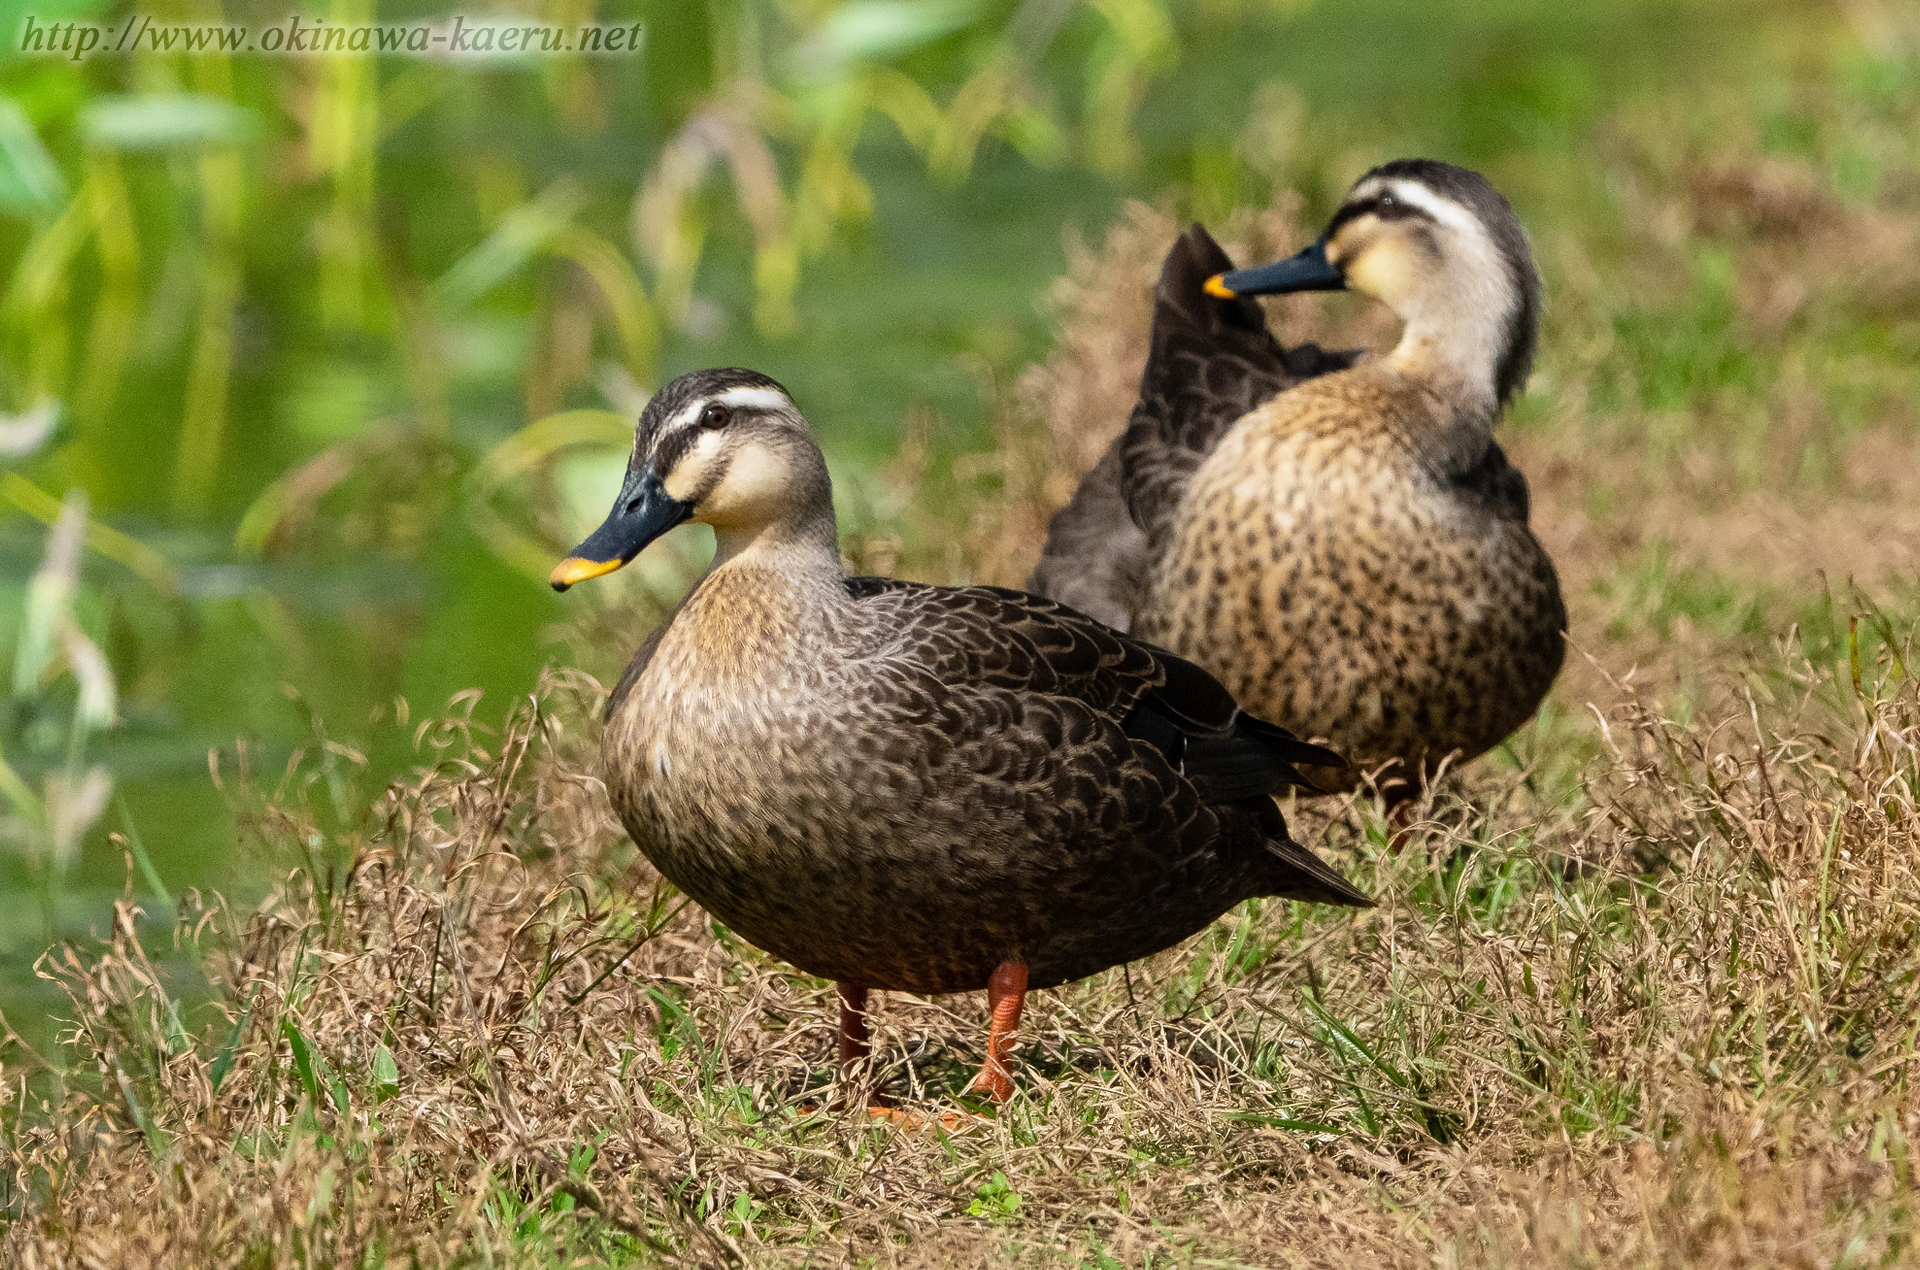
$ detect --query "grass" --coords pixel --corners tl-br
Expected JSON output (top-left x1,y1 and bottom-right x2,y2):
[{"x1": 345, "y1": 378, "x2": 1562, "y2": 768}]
[
  {"x1": 7, "y1": 7, "x2": 1920, "y2": 1266},
  {"x1": 2, "y1": 618, "x2": 1917, "y2": 1266}
]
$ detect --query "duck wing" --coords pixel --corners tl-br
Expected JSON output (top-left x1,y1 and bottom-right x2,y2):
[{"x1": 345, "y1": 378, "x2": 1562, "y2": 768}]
[
  {"x1": 844, "y1": 577, "x2": 1344, "y2": 799},
  {"x1": 845, "y1": 576, "x2": 1368, "y2": 908},
  {"x1": 1450, "y1": 437, "x2": 1533, "y2": 524},
  {"x1": 1118, "y1": 223, "x2": 1355, "y2": 557},
  {"x1": 604, "y1": 623, "x2": 668, "y2": 723}
]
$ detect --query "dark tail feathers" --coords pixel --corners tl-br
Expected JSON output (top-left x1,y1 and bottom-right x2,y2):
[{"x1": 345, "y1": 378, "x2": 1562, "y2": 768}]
[
  {"x1": 1149, "y1": 224, "x2": 1272, "y2": 355},
  {"x1": 1262, "y1": 834, "x2": 1374, "y2": 907},
  {"x1": 1237, "y1": 713, "x2": 1346, "y2": 772}
]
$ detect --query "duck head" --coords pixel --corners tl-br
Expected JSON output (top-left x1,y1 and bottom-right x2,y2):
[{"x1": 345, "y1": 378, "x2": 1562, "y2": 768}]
[
  {"x1": 550, "y1": 368, "x2": 834, "y2": 591},
  {"x1": 1206, "y1": 159, "x2": 1540, "y2": 408}
]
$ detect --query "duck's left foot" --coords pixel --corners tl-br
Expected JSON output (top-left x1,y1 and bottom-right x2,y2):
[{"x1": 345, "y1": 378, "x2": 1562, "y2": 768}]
[
  {"x1": 965, "y1": 961, "x2": 1028, "y2": 1103},
  {"x1": 866, "y1": 1106, "x2": 979, "y2": 1133}
]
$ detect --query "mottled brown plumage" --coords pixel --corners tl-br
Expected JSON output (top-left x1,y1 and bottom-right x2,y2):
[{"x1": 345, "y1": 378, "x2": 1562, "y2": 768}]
[
  {"x1": 1038, "y1": 161, "x2": 1566, "y2": 799},
  {"x1": 554, "y1": 368, "x2": 1369, "y2": 1102},
  {"x1": 1027, "y1": 224, "x2": 1355, "y2": 631}
]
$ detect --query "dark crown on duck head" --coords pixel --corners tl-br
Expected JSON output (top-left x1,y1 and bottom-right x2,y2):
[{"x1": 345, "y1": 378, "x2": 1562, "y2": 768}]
[{"x1": 632, "y1": 367, "x2": 799, "y2": 473}]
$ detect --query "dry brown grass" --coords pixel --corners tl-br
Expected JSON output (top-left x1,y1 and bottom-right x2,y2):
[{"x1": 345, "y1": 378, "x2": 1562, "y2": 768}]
[{"x1": 4, "y1": 612, "x2": 1918, "y2": 1267}]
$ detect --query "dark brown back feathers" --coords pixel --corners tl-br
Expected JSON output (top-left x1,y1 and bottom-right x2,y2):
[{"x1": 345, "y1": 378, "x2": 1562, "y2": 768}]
[
  {"x1": 1118, "y1": 224, "x2": 1356, "y2": 557},
  {"x1": 1028, "y1": 225, "x2": 1353, "y2": 623}
]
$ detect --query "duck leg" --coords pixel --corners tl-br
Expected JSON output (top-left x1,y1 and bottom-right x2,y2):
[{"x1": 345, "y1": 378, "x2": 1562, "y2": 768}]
[
  {"x1": 835, "y1": 982, "x2": 876, "y2": 1105},
  {"x1": 966, "y1": 961, "x2": 1029, "y2": 1103},
  {"x1": 1385, "y1": 794, "x2": 1415, "y2": 852}
]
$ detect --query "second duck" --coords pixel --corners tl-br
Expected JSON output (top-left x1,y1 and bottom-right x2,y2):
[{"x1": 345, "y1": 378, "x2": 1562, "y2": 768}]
[{"x1": 1047, "y1": 160, "x2": 1567, "y2": 805}]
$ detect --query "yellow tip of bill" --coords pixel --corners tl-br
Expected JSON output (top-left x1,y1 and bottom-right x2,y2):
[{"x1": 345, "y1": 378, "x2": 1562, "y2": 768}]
[
  {"x1": 550, "y1": 556, "x2": 623, "y2": 591},
  {"x1": 1203, "y1": 273, "x2": 1237, "y2": 299}
]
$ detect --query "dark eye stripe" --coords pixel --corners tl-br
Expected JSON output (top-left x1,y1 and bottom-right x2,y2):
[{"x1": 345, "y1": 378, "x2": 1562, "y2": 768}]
[
  {"x1": 649, "y1": 421, "x2": 716, "y2": 476},
  {"x1": 1326, "y1": 191, "x2": 1434, "y2": 237},
  {"x1": 647, "y1": 404, "x2": 782, "y2": 474}
]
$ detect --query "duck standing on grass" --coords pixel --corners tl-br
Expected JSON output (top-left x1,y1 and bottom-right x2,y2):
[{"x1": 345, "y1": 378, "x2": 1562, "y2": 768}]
[
  {"x1": 1041, "y1": 160, "x2": 1565, "y2": 811},
  {"x1": 551, "y1": 367, "x2": 1370, "y2": 1108}
]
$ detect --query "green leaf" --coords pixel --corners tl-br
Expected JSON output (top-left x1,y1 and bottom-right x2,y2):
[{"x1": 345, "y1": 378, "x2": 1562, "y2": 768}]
[
  {"x1": 1222, "y1": 1111, "x2": 1344, "y2": 1134},
  {"x1": 0, "y1": 99, "x2": 65, "y2": 216},
  {"x1": 1303, "y1": 993, "x2": 1409, "y2": 1088},
  {"x1": 119, "y1": 795, "x2": 173, "y2": 913},
  {"x1": 283, "y1": 1019, "x2": 321, "y2": 1103},
  {"x1": 111, "y1": 1056, "x2": 168, "y2": 1158},
  {"x1": 965, "y1": 1170, "x2": 1022, "y2": 1220},
  {"x1": 209, "y1": 999, "x2": 252, "y2": 1093},
  {"x1": 804, "y1": 0, "x2": 982, "y2": 64},
  {"x1": 79, "y1": 94, "x2": 259, "y2": 151},
  {"x1": 0, "y1": 749, "x2": 46, "y2": 835},
  {"x1": 372, "y1": 1043, "x2": 399, "y2": 1100},
  {"x1": 430, "y1": 180, "x2": 583, "y2": 311}
]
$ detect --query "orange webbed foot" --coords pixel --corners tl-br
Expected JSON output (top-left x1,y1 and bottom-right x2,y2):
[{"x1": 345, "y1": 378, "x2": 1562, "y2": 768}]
[
  {"x1": 866, "y1": 1105, "x2": 979, "y2": 1133},
  {"x1": 965, "y1": 961, "x2": 1028, "y2": 1104}
]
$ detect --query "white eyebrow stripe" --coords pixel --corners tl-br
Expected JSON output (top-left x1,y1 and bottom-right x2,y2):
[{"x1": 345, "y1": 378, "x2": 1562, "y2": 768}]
[
  {"x1": 1382, "y1": 180, "x2": 1478, "y2": 232},
  {"x1": 664, "y1": 401, "x2": 706, "y2": 433},
  {"x1": 661, "y1": 384, "x2": 794, "y2": 437},
  {"x1": 714, "y1": 386, "x2": 792, "y2": 412}
]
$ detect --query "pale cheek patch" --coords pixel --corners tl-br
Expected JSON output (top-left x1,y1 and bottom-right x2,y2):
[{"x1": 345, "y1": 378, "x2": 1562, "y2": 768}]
[
  {"x1": 698, "y1": 440, "x2": 790, "y2": 528},
  {"x1": 1345, "y1": 236, "x2": 1417, "y2": 307}
]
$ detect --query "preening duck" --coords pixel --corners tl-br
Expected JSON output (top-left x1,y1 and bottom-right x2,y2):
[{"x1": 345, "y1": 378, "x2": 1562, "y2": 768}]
[
  {"x1": 552, "y1": 367, "x2": 1369, "y2": 1106},
  {"x1": 1027, "y1": 225, "x2": 1355, "y2": 631},
  {"x1": 1039, "y1": 160, "x2": 1566, "y2": 805}
]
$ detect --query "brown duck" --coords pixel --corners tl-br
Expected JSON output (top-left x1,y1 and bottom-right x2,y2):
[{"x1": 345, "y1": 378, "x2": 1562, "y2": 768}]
[
  {"x1": 1039, "y1": 160, "x2": 1565, "y2": 805},
  {"x1": 1027, "y1": 228, "x2": 1355, "y2": 632},
  {"x1": 551, "y1": 367, "x2": 1370, "y2": 1104}
]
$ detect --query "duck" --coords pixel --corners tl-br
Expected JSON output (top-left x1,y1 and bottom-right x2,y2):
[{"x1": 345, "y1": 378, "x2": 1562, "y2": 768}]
[
  {"x1": 1026, "y1": 224, "x2": 1356, "y2": 632},
  {"x1": 1038, "y1": 160, "x2": 1565, "y2": 808},
  {"x1": 550, "y1": 367, "x2": 1371, "y2": 1106}
]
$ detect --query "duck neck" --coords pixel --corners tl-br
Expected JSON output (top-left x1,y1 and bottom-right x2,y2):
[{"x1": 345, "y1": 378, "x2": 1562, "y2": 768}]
[
  {"x1": 648, "y1": 511, "x2": 844, "y2": 696},
  {"x1": 694, "y1": 497, "x2": 847, "y2": 641},
  {"x1": 1384, "y1": 304, "x2": 1503, "y2": 425},
  {"x1": 708, "y1": 500, "x2": 841, "y2": 582},
  {"x1": 1378, "y1": 245, "x2": 1520, "y2": 427}
]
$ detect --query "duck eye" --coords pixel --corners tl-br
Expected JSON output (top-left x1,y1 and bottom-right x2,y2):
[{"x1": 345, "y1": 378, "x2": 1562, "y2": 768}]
[
  {"x1": 1376, "y1": 191, "x2": 1399, "y2": 213},
  {"x1": 701, "y1": 403, "x2": 730, "y2": 429}
]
